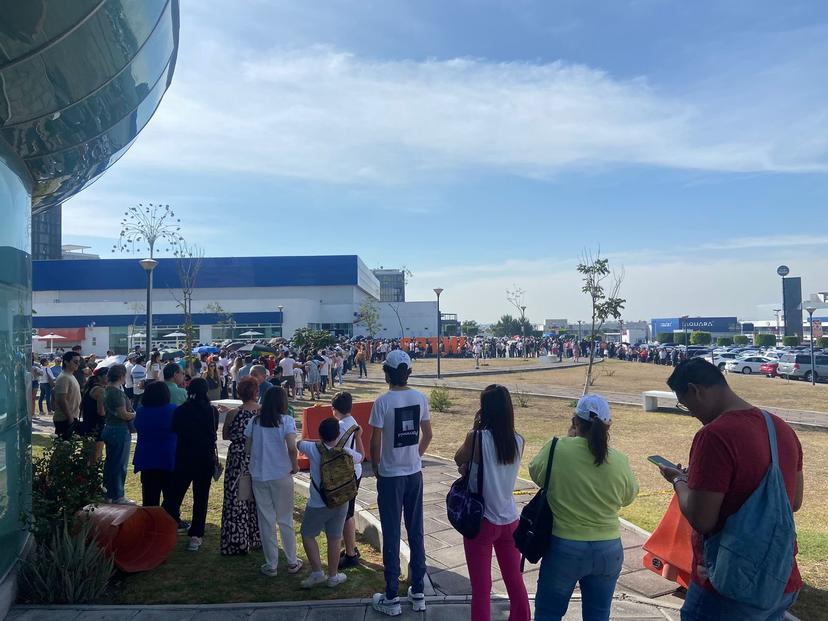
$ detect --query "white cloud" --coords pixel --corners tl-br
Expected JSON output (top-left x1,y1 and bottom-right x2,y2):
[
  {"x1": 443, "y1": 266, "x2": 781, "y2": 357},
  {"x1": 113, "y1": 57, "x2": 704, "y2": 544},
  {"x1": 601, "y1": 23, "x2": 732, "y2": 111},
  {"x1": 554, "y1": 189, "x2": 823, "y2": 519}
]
[
  {"x1": 408, "y1": 249, "x2": 828, "y2": 324},
  {"x1": 701, "y1": 235, "x2": 828, "y2": 251},
  {"x1": 121, "y1": 32, "x2": 828, "y2": 184}
]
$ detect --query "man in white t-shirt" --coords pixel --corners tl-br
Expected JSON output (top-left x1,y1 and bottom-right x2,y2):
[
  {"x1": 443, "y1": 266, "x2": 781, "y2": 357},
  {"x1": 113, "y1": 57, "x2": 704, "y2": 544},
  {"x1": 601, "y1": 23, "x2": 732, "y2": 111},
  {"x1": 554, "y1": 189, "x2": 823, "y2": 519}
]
[
  {"x1": 369, "y1": 350, "x2": 432, "y2": 616},
  {"x1": 278, "y1": 354, "x2": 296, "y2": 398},
  {"x1": 130, "y1": 356, "x2": 147, "y2": 408},
  {"x1": 318, "y1": 351, "x2": 331, "y2": 393}
]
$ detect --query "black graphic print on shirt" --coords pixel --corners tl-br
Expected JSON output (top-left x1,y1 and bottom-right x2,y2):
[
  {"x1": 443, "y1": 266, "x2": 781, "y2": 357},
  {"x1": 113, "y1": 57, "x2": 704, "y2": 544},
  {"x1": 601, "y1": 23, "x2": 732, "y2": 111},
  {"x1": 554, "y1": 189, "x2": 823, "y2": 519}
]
[{"x1": 393, "y1": 404, "x2": 421, "y2": 448}]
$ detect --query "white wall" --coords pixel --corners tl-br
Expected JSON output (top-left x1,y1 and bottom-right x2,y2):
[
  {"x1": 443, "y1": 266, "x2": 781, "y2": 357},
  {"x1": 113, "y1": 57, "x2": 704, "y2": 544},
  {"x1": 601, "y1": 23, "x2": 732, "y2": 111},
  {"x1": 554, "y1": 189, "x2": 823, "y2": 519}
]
[{"x1": 359, "y1": 301, "x2": 438, "y2": 339}]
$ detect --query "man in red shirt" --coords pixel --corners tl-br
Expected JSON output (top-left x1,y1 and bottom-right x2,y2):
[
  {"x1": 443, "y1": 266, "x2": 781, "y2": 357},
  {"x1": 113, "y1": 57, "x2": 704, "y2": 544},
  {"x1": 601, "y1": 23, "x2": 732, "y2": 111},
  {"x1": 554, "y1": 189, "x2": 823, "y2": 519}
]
[{"x1": 660, "y1": 358, "x2": 803, "y2": 620}]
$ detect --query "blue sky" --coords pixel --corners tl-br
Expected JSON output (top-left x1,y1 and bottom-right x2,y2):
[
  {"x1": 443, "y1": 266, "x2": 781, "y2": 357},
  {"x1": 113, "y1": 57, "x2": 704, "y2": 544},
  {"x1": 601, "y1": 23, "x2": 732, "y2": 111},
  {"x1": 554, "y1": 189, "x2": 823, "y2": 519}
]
[{"x1": 64, "y1": 0, "x2": 828, "y2": 323}]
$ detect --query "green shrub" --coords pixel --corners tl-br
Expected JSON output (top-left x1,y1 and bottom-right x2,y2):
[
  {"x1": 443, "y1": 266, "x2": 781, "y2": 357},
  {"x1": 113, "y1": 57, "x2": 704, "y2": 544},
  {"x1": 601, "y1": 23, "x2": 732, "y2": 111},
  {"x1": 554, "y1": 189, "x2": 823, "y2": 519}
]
[
  {"x1": 656, "y1": 332, "x2": 674, "y2": 344},
  {"x1": 31, "y1": 436, "x2": 103, "y2": 541},
  {"x1": 716, "y1": 337, "x2": 733, "y2": 346},
  {"x1": 690, "y1": 331, "x2": 712, "y2": 345},
  {"x1": 673, "y1": 333, "x2": 688, "y2": 345},
  {"x1": 754, "y1": 334, "x2": 776, "y2": 347},
  {"x1": 820, "y1": 336, "x2": 828, "y2": 349},
  {"x1": 513, "y1": 386, "x2": 530, "y2": 408},
  {"x1": 733, "y1": 335, "x2": 749, "y2": 345},
  {"x1": 19, "y1": 518, "x2": 114, "y2": 604},
  {"x1": 429, "y1": 385, "x2": 453, "y2": 412},
  {"x1": 782, "y1": 336, "x2": 800, "y2": 347}
]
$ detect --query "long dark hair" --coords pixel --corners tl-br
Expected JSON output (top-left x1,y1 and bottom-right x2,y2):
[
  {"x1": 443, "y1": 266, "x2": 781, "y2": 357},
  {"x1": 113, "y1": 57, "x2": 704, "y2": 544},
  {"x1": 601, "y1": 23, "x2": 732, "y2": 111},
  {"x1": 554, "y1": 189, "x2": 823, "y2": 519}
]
[
  {"x1": 575, "y1": 416, "x2": 610, "y2": 466},
  {"x1": 187, "y1": 377, "x2": 210, "y2": 404},
  {"x1": 259, "y1": 386, "x2": 288, "y2": 428},
  {"x1": 477, "y1": 384, "x2": 518, "y2": 465}
]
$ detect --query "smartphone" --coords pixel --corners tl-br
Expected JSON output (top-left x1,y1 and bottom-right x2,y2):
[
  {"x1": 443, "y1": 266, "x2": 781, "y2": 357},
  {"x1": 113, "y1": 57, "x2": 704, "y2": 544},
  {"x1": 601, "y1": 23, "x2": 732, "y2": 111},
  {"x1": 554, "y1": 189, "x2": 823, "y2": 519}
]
[{"x1": 647, "y1": 455, "x2": 678, "y2": 470}]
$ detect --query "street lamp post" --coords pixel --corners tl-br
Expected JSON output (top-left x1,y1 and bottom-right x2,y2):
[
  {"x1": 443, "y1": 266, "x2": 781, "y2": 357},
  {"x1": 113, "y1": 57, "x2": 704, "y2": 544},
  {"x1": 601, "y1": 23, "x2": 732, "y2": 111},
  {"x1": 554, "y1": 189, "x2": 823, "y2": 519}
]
[
  {"x1": 520, "y1": 304, "x2": 527, "y2": 358},
  {"x1": 434, "y1": 288, "x2": 444, "y2": 379},
  {"x1": 777, "y1": 265, "x2": 790, "y2": 337},
  {"x1": 681, "y1": 315, "x2": 689, "y2": 349},
  {"x1": 805, "y1": 305, "x2": 817, "y2": 386},
  {"x1": 277, "y1": 305, "x2": 284, "y2": 339},
  {"x1": 773, "y1": 308, "x2": 782, "y2": 345},
  {"x1": 577, "y1": 320, "x2": 582, "y2": 341},
  {"x1": 139, "y1": 258, "x2": 159, "y2": 357}
]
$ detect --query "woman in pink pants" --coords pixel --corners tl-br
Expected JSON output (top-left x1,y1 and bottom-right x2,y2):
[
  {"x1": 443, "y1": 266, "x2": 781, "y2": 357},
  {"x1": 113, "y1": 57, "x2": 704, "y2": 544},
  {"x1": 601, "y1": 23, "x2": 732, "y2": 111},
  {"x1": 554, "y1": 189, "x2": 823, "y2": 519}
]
[{"x1": 454, "y1": 385, "x2": 531, "y2": 621}]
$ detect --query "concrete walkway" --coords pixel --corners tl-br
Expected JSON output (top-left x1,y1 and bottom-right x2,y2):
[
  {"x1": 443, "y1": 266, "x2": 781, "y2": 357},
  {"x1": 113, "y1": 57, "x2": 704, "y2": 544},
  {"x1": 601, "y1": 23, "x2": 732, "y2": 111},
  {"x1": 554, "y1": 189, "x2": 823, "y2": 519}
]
[
  {"x1": 9, "y1": 593, "x2": 683, "y2": 620},
  {"x1": 294, "y1": 455, "x2": 683, "y2": 608}
]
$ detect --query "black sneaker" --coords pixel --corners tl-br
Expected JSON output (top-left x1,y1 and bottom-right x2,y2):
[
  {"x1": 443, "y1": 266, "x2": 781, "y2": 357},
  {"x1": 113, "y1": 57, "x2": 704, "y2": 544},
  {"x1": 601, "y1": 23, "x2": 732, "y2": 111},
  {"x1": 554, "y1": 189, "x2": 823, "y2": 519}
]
[
  {"x1": 338, "y1": 549, "x2": 361, "y2": 569},
  {"x1": 177, "y1": 520, "x2": 191, "y2": 534}
]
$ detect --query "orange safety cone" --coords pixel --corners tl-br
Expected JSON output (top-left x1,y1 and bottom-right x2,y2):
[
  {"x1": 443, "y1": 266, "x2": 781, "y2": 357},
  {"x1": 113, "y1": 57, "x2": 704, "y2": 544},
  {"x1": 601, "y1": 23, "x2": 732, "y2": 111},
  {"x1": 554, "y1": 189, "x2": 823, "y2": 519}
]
[
  {"x1": 80, "y1": 504, "x2": 177, "y2": 573},
  {"x1": 641, "y1": 494, "x2": 693, "y2": 588}
]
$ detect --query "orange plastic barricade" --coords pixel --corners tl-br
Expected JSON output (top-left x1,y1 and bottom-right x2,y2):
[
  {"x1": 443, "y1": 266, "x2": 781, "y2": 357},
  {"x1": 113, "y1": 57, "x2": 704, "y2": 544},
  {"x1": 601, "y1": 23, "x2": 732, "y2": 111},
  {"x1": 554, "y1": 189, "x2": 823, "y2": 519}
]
[
  {"x1": 298, "y1": 401, "x2": 375, "y2": 471},
  {"x1": 81, "y1": 504, "x2": 177, "y2": 573},
  {"x1": 641, "y1": 494, "x2": 694, "y2": 588}
]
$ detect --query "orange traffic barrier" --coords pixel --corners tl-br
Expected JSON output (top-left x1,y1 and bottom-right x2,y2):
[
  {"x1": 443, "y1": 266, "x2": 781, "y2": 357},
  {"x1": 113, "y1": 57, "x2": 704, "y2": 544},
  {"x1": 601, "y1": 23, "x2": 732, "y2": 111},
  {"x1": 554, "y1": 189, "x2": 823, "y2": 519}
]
[
  {"x1": 81, "y1": 504, "x2": 177, "y2": 573},
  {"x1": 641, "y1": 494, "x2": 693, "y2": 588},
  {"x1": 298, "y1": 401, "x2": 375, "y2": 471}
]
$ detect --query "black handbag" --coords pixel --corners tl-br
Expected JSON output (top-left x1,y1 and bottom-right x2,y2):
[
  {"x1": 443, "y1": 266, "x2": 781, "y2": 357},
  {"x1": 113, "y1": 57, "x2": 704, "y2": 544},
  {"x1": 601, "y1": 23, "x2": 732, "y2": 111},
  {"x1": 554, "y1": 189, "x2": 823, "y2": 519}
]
[
  {"x1": 446, "y1": 430, "x2": 485, "y2": 539},
  {"x1": 514, "y1": 436, "x2": 558, "y2": 571}
]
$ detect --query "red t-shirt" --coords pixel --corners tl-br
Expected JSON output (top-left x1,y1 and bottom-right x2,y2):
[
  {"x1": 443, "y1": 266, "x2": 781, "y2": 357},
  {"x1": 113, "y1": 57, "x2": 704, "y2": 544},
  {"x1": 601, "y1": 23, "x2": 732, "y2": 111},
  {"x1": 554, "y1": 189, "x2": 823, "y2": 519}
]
[{"x1": 687, "y1": 407, "x2": 803, "y2": 593}]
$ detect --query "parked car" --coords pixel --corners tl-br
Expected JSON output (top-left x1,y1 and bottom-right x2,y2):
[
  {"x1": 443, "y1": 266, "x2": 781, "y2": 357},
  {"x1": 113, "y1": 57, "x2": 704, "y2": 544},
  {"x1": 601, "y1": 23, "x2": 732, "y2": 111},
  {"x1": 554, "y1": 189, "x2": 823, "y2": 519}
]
[
  {"x1": 710, "y1": 352, "x2": 741, "y2": 370},
  {"x1": 760, "y1": 361, "x2": 779, "y2": 377},
  {"x1": 725, "y1": 356, "x2": 776, "y2": 375},
  {"x1": 777, "y1": 353, "x2": 828, "y2": 382}
]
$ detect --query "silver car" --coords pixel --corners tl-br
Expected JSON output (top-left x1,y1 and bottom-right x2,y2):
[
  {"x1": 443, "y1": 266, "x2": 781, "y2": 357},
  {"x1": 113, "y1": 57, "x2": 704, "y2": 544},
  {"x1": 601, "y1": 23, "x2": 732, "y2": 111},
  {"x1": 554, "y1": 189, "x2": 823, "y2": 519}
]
[{"x1": 777, "y1": 353, "x2": 828, "y2": 382}]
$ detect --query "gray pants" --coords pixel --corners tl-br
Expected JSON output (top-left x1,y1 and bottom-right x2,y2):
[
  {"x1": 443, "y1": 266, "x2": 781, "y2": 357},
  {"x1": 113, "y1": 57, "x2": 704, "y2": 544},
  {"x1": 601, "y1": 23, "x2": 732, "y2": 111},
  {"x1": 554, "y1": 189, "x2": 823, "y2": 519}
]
[{"x1": 377, "y1": 471, "x2": 426, "y2": 599}]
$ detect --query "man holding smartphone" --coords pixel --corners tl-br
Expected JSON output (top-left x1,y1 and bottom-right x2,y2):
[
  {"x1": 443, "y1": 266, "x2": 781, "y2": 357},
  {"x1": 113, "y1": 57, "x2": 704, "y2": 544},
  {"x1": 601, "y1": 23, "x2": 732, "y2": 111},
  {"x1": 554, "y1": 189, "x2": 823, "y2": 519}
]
[{"x1": 659, "y1": 359, "x2": 803, "y2": 620}]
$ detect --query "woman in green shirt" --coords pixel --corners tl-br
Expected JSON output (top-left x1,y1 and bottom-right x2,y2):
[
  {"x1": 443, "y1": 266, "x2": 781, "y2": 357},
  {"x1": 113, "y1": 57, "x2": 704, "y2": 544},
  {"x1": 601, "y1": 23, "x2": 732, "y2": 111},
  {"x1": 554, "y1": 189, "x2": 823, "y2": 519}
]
[
  {"x1": 529, "y1": 394, "x2": 639, "y2": 621},
  {"x1": 101, "y1": 364, "x2": 137, "y2": 505}
]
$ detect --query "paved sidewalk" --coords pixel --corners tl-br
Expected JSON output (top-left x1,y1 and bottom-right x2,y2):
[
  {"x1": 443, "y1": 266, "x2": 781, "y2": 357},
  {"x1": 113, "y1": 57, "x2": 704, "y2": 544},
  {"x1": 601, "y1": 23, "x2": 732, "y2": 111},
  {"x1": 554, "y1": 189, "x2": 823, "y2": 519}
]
[
  {"x1": 294, "y1": 455, "x2": 682, "y2": 607},
  {"x1": 9, "y1": 593, "x2": 683, "y2": 620}
]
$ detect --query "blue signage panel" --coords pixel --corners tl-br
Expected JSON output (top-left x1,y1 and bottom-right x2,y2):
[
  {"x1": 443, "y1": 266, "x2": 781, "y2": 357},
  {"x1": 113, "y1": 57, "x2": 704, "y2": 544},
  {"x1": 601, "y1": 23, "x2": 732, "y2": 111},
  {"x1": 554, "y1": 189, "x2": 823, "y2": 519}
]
[{"x1": 651, "y1": 316, "x2": 740, "y2": 337}]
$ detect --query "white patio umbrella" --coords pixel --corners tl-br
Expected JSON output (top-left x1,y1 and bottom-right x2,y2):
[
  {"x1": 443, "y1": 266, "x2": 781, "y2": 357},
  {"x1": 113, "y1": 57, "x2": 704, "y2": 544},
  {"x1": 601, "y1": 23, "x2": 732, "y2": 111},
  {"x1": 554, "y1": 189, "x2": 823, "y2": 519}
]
[
  {"x1": 239, "y1": 330, "x2": 263, "y2": 338},
  {"x1": 163, "y1": 331, "x2": 187, "y2": 348},
  {"x1": 95, "y1": 355, "x2": 127, "y2": 370},
  {"x1": 128, "y1": 333, "x2": 146, "y2": 339},
  {"x1": 34, "y1": 333, "x2": 66, "y2": 353}
]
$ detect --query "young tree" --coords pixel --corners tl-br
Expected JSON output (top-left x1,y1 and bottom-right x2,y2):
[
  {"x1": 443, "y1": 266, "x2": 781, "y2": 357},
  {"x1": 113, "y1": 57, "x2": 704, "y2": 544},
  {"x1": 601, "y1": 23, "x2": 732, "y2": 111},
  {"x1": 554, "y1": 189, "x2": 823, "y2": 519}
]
[
  {"x1": 461, "y1": 320, "x2": 480, "y2": 336},
  {"x1": 205, "y1": 302, "x2": 235, "y2": 341},
  {"x1": 171, "y1": 241, "x2": 203, "y2": 356},
  {"x1": 292, "y1": 328, "x2": 335, "y2": 352},
  {"x1": 355, "y1": 297, "x2": 381, "y2": 338},
  {"x1": 506, "y1": 286, "x2": 529, "y2": 357},
  {"x1": 386, "y1": 303, "x2": 405, "y2": 338},
  {"x1": 578, "y1": 249, "x2": 625, "y2": 394}
]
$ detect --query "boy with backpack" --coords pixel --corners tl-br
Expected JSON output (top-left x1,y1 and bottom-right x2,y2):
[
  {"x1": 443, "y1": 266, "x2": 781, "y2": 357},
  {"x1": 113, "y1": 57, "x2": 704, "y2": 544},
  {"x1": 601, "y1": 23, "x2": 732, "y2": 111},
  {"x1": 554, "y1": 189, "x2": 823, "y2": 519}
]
[
  {"x1": 331, "y1": 391, "x2": 365, "y2": 569},
  {"x1": 297, "y1": 417, "x2": 362, "y2": 589}
]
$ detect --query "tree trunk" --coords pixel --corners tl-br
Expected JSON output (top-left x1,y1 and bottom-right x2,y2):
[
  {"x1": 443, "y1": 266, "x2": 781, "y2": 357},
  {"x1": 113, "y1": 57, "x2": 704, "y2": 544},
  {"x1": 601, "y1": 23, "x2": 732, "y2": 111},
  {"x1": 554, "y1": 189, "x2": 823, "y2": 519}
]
[{"x1": 583, "y1": 317, "x2": 597, "y2": 395}]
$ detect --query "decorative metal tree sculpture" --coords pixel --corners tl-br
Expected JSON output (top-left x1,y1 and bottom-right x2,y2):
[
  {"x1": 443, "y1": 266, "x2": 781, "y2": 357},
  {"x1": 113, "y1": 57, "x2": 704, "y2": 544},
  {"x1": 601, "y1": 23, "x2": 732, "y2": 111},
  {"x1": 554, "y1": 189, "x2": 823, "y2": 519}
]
[{"x1": 112, "y1": 203, "x2": 183, "y2": 258}]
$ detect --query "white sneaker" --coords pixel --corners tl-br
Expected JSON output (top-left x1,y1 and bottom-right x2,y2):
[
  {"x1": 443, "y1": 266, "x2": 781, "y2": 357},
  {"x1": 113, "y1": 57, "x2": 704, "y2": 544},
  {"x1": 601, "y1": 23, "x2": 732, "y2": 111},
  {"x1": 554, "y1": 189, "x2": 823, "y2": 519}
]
[
  {"x1": 259, "y1": 563, "x2": 278, "y2": 577},
  {"x1": 326, "y1": 572, "x2": 347, "y2": 587},
  {"x1": 301, "y1": 571, "x2": 326, "y2": 589},
  {"x1": 408, "y1": 586, "x2": 426, "y2": 612},
  {"x1": 113, "y1": 497, "x2": 137, "y2": 505},
  {"x1": 371, "y1": 593, "x2": 402, "y2": 616},
  {"x1": 186, "y1": 536, "x2": 202, "y2": 551}
]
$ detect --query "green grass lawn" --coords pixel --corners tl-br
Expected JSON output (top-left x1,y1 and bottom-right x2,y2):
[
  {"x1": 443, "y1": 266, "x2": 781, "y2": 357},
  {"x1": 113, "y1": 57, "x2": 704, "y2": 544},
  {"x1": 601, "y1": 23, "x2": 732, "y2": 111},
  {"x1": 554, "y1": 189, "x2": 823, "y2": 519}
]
[{"x1": 32, "y1": 434, "x2": 391, "y2": 604}]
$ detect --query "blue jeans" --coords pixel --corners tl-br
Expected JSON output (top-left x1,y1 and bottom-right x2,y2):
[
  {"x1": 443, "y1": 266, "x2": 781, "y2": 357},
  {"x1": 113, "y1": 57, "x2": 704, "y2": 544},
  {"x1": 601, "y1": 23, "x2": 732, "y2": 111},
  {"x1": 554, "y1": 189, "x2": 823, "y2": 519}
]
[
  {"x1": 535, "y1": 536, "x2": 623, "y2": 621},
  {"x1": 38, "y1": 383, "x2": 52, "y2": 413},
  {"x1": 681, "y1": 582, "x2": 798, "y2": 621},
  {"x1": 376, "y1": 472, "x2": 426, "y2": 599},
  {"x1": 102, "y1": 425, "x2": 131, "y2": 501}
]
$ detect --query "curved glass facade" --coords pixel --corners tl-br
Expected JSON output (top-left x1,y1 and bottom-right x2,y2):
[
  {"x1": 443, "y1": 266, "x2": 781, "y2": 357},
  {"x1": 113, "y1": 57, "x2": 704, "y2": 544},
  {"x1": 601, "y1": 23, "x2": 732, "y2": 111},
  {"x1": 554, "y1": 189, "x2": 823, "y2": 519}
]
[
  {"x1": 0, "y1": 0, "x2": 179, "y2": 606},
  {"x1": 0, "y1": 141, "x2": 32, "y2": 584},
  {"x1": 0, "y1": 0, "x2": 179, "y2": 213}
]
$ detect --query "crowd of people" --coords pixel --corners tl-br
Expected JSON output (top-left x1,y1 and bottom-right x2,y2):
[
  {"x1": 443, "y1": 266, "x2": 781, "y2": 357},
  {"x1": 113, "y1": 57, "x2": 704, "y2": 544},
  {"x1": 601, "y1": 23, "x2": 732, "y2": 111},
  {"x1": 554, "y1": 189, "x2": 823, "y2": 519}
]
[{"x1": 38, "y1": 337, "x2": 803, "y2": 620}]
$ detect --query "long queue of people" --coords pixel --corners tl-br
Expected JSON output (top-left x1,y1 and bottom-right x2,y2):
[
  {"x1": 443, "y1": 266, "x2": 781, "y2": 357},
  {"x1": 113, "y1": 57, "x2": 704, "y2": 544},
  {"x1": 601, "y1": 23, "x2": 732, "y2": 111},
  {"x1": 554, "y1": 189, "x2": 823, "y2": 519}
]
[{"x1": 44, "y1": 343, "x2": 803, "y2": 620}]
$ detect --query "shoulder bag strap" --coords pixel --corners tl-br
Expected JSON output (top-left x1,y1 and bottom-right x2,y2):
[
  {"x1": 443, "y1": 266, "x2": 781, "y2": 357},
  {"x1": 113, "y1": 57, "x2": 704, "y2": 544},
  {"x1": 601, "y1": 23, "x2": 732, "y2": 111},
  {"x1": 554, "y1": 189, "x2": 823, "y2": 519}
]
[
  {"x1": 761, "y1": 410, "x2": 779, "y2": 466},
  {"x1": 337, "y1": 424, "x2": 358, "y2": 449},
  {"x1": 542, "y1": 437, "x2": 558, "y2": 493}
]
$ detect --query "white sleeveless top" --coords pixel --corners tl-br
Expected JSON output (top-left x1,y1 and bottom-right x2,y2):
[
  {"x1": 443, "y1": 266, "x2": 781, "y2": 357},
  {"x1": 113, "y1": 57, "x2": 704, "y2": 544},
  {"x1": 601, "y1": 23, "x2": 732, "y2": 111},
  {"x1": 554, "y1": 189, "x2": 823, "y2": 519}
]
[{"x1": 470, "y1": 430, "x2": 524, "y2": 525}]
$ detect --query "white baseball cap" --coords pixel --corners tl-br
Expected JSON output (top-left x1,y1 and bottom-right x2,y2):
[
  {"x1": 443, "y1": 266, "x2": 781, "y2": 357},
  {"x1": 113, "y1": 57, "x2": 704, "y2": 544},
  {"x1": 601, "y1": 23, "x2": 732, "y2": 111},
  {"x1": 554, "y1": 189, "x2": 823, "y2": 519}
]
[
  {"x1": 575, "y1": 394, "x2": 612, "y2": 425},
  {"x1": 384, "y1": 349, "x2": 412, "y2": 369}
]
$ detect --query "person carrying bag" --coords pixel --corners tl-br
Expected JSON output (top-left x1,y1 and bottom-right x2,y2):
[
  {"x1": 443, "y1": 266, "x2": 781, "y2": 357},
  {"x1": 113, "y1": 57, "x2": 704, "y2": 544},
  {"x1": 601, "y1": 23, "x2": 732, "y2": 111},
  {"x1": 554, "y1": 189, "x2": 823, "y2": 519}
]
[
  {"x1": 454, "y1": 385, "x2": 530, "y2": 621},
  {"x1": 528, "y1": 394, "x2": 638, "y2": 621}
]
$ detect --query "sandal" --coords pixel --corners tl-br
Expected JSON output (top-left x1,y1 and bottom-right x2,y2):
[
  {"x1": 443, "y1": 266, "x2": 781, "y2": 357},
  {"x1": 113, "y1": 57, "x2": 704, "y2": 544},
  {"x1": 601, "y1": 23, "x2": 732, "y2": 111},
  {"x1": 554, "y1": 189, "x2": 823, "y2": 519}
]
[{"x1": 287, "y1": 559, "x2": 304, "y2": 574}]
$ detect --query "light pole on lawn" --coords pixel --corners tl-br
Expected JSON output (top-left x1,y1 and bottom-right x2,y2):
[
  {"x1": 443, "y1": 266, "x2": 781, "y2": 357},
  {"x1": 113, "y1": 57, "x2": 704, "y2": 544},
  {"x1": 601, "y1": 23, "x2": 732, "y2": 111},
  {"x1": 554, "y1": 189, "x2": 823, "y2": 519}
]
[
  {"x1": 773, "y1": 308, "x2": 782, "y2": 346},
  {"x1": 139, "y1": 258, "x2": 159, "y2": 357},
  {"x1": 681, "y1": 315, "x2": 689, "y2": 351},
  {"x1": 277, "y1": 305, "x2": 284, "y2": 339},
  {"x1": 805, "y1": 305, "x2": 817, "y2": 386},
  {"x1": 434, "y1": 288, "x2": 444, "y2": 379}
]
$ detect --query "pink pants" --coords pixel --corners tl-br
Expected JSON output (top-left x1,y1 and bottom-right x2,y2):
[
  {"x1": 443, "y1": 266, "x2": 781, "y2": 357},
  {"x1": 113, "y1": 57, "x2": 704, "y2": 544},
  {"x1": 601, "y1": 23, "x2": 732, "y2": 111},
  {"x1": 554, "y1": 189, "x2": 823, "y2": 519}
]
[{"x1": 463, "y1": 518, "x2": 531, "y2": 621}]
